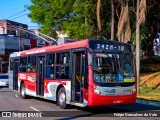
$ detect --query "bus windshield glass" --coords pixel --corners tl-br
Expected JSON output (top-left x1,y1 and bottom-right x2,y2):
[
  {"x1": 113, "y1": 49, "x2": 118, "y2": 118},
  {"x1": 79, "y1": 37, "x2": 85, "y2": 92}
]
[{"x1": 93, "y1": 53, "x2": 135, "y2": 83}]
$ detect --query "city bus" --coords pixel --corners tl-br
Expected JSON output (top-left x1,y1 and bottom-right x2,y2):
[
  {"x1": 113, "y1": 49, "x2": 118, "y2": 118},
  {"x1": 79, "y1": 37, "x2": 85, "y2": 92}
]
[{"x1": 9, "y1": 39, "x2": 136, "y2": 109}]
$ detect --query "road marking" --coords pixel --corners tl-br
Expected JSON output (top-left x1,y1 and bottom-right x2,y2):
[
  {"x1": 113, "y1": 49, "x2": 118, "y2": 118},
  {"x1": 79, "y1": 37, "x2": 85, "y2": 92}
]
[
  {"x1": 30, "y1": 106, "x2": 40, "y2": 112},
  {"x1": 30, "y1": 106, "x2": 43, "y2": 114},
  {"x1": 15, "y1": 94, "x2": 18, "y2": 98}
]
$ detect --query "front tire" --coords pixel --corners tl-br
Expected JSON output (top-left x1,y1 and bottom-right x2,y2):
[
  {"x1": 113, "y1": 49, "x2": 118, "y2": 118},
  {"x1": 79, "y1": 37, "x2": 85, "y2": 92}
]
[
  {"x1": 57, "y1": 87, "x2": 67, "y2": 109},
  {"x1": 20, "y1": 83, "x2": 27, "y2": 99}
]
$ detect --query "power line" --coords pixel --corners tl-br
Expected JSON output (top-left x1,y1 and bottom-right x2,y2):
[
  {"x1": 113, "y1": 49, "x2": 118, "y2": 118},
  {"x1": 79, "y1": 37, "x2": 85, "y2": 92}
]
[
  {"x1": 28, "y1": 25, "x2": 41, "y2": 28},
  {"x1": 5, "y1": 9, "x2": 27, "y2": 19},
  {"x1": 9, "y1": 15, "x2": 41, "y2": 29},
  {"x1": 7, "y1": 23, "x2": 57, "y2": 44},
  {"x1": 10, "y1": 14, "x2": 28, "y2": 20},
  {"x1": 28, "y1": 26, "x2": 40, "y2": 27}
]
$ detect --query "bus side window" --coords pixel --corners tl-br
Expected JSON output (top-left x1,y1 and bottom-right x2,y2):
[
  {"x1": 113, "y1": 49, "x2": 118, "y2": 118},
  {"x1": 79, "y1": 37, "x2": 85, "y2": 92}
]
[
  {"x1": 56, "y1": 66, "x2": 63, "y2": 79},
  {"x1": 64, "y1": 66, "x2": 69, "y2": 78},
  {"x1": 10, "y1": 58, "x2": 13, "y2": 70},
  {"x1": 46, "y1": 66, "x2": 54, "y2": 78},
  {"x1": 55, "y1": 52, "x2": 70, "y2": 79},
  {"x1": 30, "y1": 66, "x2": 36, "y2": 72},
  {"x1": 27, "y1": 56, "x2": 36, "y2": 73},
  {"x1": 46, "y1": 53, "x2": 55, "y2": 79},
  {"x1": 20, "y1": 57, "x2": 27, "y2": 72}
]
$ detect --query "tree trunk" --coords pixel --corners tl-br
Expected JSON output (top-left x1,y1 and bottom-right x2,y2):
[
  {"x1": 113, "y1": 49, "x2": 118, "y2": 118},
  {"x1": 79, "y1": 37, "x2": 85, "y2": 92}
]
[
  {"x1": 136, "y1": 0, "x2": 140, "y2": 95},
  {"x1": 96, "y1": 0, "x2": 101, "y2": 32},
  {"x1": 111, "y1": 0, "x2": 114, "y2": 40}
]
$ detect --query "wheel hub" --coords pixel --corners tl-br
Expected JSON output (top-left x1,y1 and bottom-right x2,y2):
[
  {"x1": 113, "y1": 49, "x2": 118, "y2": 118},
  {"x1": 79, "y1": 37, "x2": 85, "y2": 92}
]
[
  {"x1": 21, "y1": 87, "x2": 25, "y2": 96},
  {"x1": 59, "y1": 93, "x2": 65, "y2": 104}
]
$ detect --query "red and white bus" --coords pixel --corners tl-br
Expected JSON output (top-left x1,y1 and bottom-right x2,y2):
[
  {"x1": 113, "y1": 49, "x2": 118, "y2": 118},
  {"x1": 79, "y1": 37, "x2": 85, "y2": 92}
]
[{"x1": 9, "y1": 39, "x2": 136, "y2": 109}]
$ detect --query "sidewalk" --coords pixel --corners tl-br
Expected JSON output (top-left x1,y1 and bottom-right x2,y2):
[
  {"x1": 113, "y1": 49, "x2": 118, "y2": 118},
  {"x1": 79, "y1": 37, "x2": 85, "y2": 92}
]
[{"x1": 136, "y1": 99, "x2": 160, "y2": 108}]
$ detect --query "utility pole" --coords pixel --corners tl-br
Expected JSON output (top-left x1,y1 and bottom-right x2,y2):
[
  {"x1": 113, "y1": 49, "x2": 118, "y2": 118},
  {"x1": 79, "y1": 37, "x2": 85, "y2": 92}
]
[
  {"x1": 18, "y1": 30, "x2": 21, "y2": 51},
  {"x1": 111, "y1": 0, "x2": 114, "y2": 40},
  {"x1": 136, "y1": 0, "x2": 140, "y2": 95},
  {"x1": 16, "y1": 30, "x2": 21, "y2": 51}
]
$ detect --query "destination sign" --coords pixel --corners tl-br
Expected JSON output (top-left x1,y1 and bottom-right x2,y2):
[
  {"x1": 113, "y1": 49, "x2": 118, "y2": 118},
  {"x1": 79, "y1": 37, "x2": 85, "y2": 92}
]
[
  {"x1": 88, "y1": 40, "x2": 132, "y2": 52},
  {"x1": 95, "y1": 44, "x2": 125, "y2": 51}
]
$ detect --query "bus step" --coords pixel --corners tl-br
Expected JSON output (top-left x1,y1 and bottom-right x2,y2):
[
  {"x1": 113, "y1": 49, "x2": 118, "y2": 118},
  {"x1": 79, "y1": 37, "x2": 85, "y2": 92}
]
[
  {"x1": 36, "y1": 95, "x2": 44, "y2": 98},
  {"x1": 70, "y1": 102, "x2": 84, "y2": 107}
]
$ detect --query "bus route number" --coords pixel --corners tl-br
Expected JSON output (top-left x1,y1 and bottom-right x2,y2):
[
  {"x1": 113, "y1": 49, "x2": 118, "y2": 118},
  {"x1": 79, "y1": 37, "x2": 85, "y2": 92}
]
[{"x1": 96, "y1": 44, "x2": 124, "y2": 51}]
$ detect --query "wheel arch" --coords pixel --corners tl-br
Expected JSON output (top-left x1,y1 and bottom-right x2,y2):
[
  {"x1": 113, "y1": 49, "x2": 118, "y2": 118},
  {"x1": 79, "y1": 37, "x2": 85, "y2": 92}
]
[
  {"x1": 20, "y1": 80, "x2": 24, "y2": 88},
  {"x1": 19, "y1": 80, "x2": 27, "y2": 99},
  {"x1": 18, "y1": 80, "x2": 24, "y2": 91}
]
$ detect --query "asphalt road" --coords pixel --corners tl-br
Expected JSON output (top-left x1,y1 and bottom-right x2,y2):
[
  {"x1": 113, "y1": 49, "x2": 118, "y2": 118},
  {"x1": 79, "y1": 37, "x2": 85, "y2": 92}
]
[{"x1": 0, "y1": 87, "x2": 159, "y2": 120}]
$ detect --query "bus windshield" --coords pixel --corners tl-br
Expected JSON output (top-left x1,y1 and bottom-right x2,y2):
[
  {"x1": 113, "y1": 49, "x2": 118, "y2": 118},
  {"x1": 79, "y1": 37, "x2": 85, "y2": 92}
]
[{"x1": 93, "y1": 53, "x2": 135, "y2": 83}]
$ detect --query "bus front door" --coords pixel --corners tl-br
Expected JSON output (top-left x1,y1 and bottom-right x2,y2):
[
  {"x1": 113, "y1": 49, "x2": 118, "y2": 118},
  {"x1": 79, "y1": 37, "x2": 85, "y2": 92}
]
[
  {"x1": 71, "y1": 50, "x2": 87, "y2": 104},
  {"x1": 36, "y1": 56, "x2": 45, "y2": 96}
]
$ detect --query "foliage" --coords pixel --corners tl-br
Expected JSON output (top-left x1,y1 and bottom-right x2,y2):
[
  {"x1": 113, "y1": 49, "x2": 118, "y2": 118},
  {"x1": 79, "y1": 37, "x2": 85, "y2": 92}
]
[
  {"x1": 140, "y1": 65, "x2": 151, "y2": 73},
  {"x1": 141, "y1": 57, "x2": 160, "y2": 64},
  {"x1": 140, "y1": 84, "x2": 153, "y2": 93},
  {"x1": 27, "y1": 0, "x2": 117, "y2": 39},
  {"x1": 140, "y1": 57, "x2": 160, "y2": 73},
  {"x1": 138, "y1": 84, "x2": 160, "y2": 102},
  {"x1": 27, "y1": 0, "x2": 160, "y2": 46},
  {"x1": 27, "y1": 0, "x2": 96, "y2": 39}
]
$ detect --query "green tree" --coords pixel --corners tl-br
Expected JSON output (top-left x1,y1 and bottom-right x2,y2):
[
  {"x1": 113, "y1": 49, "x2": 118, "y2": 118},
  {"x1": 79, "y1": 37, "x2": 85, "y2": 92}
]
[
  {"x1": 28, "y1": 0, "x2": 96, "y2": 39},
  {"x1": 28, "y1": 0, "x2": 116, "y2": 40},
  {"x1": 27, "y1": 0, "x2": 160, "y2": 45},
  {"x1": 28, "y1": 0, "x2": 75, "y2": 38},
  {"x1": 63, "y1": 0, "x2": 97, "y2": 39}
]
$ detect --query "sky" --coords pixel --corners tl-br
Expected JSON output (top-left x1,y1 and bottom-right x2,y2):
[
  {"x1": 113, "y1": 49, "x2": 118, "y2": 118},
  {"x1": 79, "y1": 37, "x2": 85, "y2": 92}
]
[{"x1": 0, "y1": 0, "x2": 39, "y2": 29}]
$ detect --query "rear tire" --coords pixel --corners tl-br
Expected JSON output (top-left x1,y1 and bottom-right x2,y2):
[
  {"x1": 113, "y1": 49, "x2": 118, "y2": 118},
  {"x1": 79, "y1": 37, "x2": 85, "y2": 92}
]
[
  {"x1": 57, "y1": 87, "x2": 67, "y2": 109},
  {"x1": 20, "y1": 83, "x2": 27, "y2": 99}
]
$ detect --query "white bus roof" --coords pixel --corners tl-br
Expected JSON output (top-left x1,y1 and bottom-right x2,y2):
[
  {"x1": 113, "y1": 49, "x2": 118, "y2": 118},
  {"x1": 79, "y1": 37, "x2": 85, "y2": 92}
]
[{"x1": 9, "y1": 52, "x2": 20, "y2": 58}]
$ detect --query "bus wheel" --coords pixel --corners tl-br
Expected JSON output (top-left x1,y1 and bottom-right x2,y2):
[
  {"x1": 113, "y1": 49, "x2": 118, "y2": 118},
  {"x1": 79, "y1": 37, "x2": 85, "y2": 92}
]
[
  {"x1": 57, "y1": 87, "x2": 67, "y2": 109},
  {"x1": 20, "y1": 83, "x2": 27, "y2": 99}
]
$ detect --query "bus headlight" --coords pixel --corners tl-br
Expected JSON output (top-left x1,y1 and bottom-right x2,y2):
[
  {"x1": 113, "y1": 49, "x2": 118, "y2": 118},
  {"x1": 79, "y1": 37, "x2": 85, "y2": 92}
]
[
  {"x1": 132, "y1": 85, "x2": 136, "y2": 93},
  {"x1": 94, "y1": 88, "x2": 100, "y2": 94}
]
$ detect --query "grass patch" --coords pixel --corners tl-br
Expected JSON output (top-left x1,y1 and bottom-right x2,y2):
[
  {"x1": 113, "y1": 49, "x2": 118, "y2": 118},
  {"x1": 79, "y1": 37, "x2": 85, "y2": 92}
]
[
  {"x1": 137, "y1": 84, "x2": 160, "y2": 102},
  {"x1": 139, "y1": 58, "x2": 160, "y2": 102}
]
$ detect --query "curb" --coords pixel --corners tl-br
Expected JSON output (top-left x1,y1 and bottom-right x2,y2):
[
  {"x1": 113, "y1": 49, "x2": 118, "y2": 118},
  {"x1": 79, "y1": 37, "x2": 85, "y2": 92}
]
[{"x1": 136, "y1": 99, "x2": 160, "y2": 108}]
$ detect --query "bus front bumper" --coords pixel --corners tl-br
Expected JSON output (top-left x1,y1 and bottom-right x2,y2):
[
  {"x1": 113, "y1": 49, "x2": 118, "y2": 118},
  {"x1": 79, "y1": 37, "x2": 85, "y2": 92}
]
[{"x1": 88, "y1": 93, "x2": 136, "y2": 106}]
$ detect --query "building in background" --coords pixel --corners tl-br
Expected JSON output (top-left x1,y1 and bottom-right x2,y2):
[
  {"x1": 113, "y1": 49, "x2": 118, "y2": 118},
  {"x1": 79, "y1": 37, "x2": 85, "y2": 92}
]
[
  {"x1": 0, "y1": 20, "x2": 51, "y2": 74},
  {"x1": 28, "y1": 29, "x2": 50, "y2": 48},
  {"x1": 0, "y1": 20, "x2": 28, "y2": 38}
]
